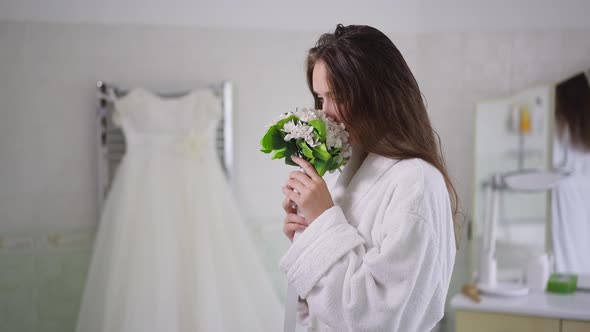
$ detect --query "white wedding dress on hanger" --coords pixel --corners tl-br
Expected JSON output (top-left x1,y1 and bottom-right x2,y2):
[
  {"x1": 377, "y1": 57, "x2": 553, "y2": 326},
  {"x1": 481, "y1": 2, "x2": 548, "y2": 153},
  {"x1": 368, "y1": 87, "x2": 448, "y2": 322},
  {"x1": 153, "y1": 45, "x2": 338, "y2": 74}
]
[{"x1": 76, "y1": 88, "x2": 282, "y2": 332}]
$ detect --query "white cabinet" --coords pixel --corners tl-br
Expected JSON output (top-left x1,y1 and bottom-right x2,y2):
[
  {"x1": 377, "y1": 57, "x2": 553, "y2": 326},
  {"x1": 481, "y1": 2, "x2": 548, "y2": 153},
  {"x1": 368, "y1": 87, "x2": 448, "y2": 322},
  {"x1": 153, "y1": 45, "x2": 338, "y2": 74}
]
[
  {"x1": 452, "y1": 292, "x2": 590, "y2": 332},
  {"x1": 562, "y1": 320, "x2": 590, "y2": 332},
  {"x1": 456, "y1": 311, "x2": 560, "y2": 332}
]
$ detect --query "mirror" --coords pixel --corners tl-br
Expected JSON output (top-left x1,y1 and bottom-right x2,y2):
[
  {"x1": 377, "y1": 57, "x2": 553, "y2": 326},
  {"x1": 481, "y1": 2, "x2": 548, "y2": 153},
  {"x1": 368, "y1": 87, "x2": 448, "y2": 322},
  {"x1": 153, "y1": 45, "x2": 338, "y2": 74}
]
[
  {"x1": 472, "y1": 73, "x2": 590, "y2": 280},
  {"x1": 472, "y1": 85, "x2": 554, "y2": 277}
]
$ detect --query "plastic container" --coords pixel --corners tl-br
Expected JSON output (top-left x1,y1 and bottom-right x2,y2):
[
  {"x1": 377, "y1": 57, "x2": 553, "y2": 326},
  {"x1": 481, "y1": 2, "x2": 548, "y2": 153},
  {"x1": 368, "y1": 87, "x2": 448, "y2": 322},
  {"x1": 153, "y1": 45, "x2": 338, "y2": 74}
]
[
  {"x1": 526, "y1": 254, "x2": 550, "y2": 291},
  {"x1": 546, "y1": 273, "x2": 578, "y2": 294}
]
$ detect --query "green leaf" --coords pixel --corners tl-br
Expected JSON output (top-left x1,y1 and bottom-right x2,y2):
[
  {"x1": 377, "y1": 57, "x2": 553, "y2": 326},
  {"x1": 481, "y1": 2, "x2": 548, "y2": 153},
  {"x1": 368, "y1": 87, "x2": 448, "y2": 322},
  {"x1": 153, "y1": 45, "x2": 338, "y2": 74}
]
[
  {"x1": 308, "y1": 119, "x2": 327, "y2": 140},
  {"x1": 326, "y1": 157, "x2": 337, "y2": 170},
  {"x1": 285, "y1": 158, "x2": 298, "y2": 166},
  {"x1": 276, "y1": 115, "x2": 299, "y2": 130},
  {"x1": 313, "y1": 159, "x2": 328, "y2": 176},
  {"x1": 260, "y1": 125, "x2": 287, "y2": 152},
  {"x1": 298, "y1": 141, "x2": 315, "y2": 160},
  {"x1": 312, "y1": 143, "x2": 331, "y2": 161},
  {"x1": 260, "y1": 125, "x2": 276, "y2": 151},
  {"x1": 284, "y1": 143, "x2": 298, "y2": 166},
  {"x1": 271, "y1": 147, "x2": 286, "y2": 160},
  {"x1": 329, "y1": 148, "x2": 341, "y2": 155},
  {"x1": 334, "y1": 157, "x2": 348, "y2": 169}
]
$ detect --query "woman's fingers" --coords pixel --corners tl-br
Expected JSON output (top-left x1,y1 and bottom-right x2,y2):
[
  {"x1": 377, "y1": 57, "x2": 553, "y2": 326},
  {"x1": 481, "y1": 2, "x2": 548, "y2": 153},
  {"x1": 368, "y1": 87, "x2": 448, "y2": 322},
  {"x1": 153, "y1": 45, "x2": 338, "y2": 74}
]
[
  {"x1": 291, "y1": 155, "x2": 321, "y2": 181},
  {"x1": 282, "y1": 197, "x2": 297, "y2": 213},
  {"x1": 283, "y1": 223, "x2": 303, "y2": 241},
  {"x1": 289, "y1": 170, "x2": 314, "y2": 187},
  {"x1": 286, "y1": 212, "x2": 308, "y2": 225},
  {"x1": 282, "y1": 157, "x2": 334, "y2": 222},
  {"x1": 286, "y1": 179, "x2": 307, "y2": 195},
  {"x1": 283, "y1": 214, "x2": 308, "y2": 241},
  {"x1": 282, "y1": 186, "x2": 300, "y2": 204},
  {"x1": 282, "y1": 157, "x2": 333, "y2": 224}
]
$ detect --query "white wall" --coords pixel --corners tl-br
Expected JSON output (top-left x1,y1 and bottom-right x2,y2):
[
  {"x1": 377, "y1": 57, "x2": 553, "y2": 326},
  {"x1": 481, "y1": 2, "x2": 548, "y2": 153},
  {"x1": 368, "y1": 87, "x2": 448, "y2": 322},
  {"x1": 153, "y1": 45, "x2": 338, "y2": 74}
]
[
  {"x1": 1, "y1": 4, "x2": 588, "y2": 236},
  {"x1": 3, "y1": 0, "x2": 590, "y2": 33},
  {"x1": 0, "y1": 20, "x2": 417, "y2": 234},
  {"x1": 0, "y1": 0, "x2": 420, "y2": 32},
  {"x1": 418, "y1": 0, "x2": 590, "y2": 32},
  {"x1": 1, "y1": 3, "x2": 590, "y2": 331}
]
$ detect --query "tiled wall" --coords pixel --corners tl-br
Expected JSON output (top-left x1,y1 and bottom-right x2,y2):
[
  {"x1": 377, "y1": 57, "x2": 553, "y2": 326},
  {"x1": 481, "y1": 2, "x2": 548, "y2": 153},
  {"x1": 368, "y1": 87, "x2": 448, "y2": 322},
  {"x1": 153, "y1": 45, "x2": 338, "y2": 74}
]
[
  {"x1": 0, "y1": 225, "x2": 286, "y2": 332},
  {"x1": 1, "y1": 20, "x2": 589, "y2": 332},
  {"x1": 0, "y1": 231, "x2": 93, "y2": 332}
]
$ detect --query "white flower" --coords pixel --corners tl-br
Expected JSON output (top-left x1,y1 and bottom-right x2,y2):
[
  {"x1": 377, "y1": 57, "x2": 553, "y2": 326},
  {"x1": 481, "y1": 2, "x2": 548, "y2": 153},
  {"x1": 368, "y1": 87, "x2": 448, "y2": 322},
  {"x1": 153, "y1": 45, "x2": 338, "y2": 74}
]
[
  {"x1": 275, "y1": 111, "x2": 294, "y2": 122},
  {"x1": 282, "y1": 120, "x2": 317, "y2": 146},
  {"x1": 305, "y1": 134, "x2": 319, "y2": 147},
  {"x1": 324, "y1": 118, "x2": 349, "y2": 151},
  {"x1": 293, "y1": 108, "x2": 319, "y2": 122},
  {"x1": 264, "y1": 107, "x2": 352, "y2": 173},
  {"x1": 282, "y1": 120, "x2": 298, "y2": 134},
  {"x1": 342, "y1": 144, "x2": 353, "y2": 159}
]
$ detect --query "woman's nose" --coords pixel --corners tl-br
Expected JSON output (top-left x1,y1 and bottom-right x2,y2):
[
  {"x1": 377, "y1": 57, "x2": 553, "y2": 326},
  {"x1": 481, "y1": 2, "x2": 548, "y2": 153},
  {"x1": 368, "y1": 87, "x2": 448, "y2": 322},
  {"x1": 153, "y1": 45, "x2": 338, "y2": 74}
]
[{"x1": 323, "y1": 100, "x2": 334, "y2": 117}]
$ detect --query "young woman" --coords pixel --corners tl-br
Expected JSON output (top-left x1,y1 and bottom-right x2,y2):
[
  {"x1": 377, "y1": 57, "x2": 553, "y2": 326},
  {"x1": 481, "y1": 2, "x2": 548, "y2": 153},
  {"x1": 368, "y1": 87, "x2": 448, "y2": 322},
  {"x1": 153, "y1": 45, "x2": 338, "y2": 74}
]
[
  {"x1": 279, "y1": 24, "x2": 458, "y2": 331},
  {"x1": 552, "y1": 70, "x2": 590, "y2": 275}
]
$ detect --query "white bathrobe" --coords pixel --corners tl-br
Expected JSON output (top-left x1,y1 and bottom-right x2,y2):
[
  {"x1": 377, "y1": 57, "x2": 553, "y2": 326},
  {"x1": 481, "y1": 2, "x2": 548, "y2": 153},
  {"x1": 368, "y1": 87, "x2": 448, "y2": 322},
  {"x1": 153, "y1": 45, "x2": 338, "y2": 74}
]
[
  {"x1": 552, "y1": 136, "x2": 590, "y2": 275},
  {"x1": 279, "y1": 150, "x2": 456, "y2": 332}
]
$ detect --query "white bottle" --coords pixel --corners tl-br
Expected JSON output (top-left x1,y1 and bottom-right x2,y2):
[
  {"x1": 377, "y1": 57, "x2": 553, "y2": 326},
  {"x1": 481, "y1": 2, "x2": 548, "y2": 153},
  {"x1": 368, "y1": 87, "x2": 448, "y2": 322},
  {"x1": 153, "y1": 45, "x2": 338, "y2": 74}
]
[{"x1": 526, "y1": 253, "x2": 550, "y2": 291}]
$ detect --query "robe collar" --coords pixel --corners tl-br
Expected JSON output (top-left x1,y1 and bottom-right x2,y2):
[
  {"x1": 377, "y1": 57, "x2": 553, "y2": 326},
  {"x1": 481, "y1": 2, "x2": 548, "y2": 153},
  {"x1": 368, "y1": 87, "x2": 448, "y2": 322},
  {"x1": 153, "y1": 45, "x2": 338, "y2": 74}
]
[{"x1": 332, "y1": 147, "x2": 399, "y2": 213}]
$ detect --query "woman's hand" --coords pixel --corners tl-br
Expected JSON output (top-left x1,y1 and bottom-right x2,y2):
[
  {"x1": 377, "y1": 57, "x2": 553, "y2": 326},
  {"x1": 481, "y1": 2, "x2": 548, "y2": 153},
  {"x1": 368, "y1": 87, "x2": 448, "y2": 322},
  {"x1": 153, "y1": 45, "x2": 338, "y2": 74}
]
[
  {"x1": 281, "y1": 155, "x2": 335, "y2": 226},
  {"x1": 282, "y1": 196, "x2": 308, "y2": 241}
]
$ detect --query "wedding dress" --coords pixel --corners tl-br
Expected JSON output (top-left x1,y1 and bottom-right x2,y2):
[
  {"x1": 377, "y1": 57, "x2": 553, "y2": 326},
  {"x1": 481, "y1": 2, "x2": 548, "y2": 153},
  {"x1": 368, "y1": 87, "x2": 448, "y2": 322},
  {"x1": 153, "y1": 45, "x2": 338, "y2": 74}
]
[{"x1": 76, "y1": 88, "x2": 282, "y2": 332}]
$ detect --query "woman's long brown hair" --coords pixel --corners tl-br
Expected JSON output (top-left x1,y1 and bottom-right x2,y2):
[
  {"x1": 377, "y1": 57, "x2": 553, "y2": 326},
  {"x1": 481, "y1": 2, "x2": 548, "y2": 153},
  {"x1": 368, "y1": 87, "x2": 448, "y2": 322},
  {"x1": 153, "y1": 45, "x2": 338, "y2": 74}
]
[
  {"x1": 306, "y1": 24, "x2": 460, "y2": 236},
  {"x1": 555, "y1": 71, "x2": 590, "y2": 151}
]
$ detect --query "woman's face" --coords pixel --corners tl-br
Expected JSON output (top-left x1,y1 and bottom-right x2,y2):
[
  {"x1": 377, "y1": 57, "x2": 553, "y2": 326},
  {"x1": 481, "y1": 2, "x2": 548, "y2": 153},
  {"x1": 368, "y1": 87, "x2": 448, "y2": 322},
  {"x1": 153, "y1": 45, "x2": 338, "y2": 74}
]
[
  {"x1": 312, "y1": 61, "x2": 340, "y2": 123},
  {"x1": 313, "y1": 60, "x2": 357, "y2": 145}
]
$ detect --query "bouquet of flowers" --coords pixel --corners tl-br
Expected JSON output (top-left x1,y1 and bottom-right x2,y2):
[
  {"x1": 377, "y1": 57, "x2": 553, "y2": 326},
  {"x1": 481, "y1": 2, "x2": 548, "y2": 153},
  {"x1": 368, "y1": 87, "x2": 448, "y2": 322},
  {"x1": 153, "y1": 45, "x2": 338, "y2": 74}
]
[{"x1": 260, "y1": 108, "x2": 352, "y2": 176}]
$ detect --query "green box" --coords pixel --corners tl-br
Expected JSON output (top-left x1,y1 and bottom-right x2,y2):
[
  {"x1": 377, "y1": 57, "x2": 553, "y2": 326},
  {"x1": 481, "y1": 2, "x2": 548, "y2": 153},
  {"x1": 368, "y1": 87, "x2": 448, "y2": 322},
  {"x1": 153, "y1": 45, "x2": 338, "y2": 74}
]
[{"x1": 546, "y1": 273, "x2": 578, "y2": 294}]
